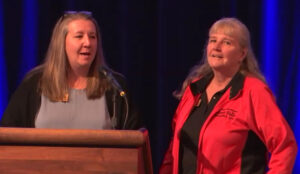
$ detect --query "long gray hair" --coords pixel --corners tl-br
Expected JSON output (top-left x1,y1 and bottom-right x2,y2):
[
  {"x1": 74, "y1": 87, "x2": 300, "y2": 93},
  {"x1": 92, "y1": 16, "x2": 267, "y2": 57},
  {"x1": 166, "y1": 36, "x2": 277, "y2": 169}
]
[{"x1": 174, "y1": 17, "x2": 265, "y2": 99}]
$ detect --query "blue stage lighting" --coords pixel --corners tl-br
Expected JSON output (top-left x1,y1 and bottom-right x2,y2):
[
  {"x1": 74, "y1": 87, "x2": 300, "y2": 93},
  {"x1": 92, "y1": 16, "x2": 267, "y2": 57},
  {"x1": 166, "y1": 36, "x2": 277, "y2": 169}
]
[
  {"x1": 0, "y1": 0, "x2": 8, "y2": 118},
  {"x1": 19, "y1": 0, "x2": 37, "y2": 81}
]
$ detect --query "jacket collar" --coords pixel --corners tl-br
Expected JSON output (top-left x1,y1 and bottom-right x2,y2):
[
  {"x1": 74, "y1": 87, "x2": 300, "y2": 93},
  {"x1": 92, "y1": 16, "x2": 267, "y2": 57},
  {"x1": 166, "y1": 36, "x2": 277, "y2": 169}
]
[{"x1": 190, "y1": 71, "x2": 245, "y2": 99}]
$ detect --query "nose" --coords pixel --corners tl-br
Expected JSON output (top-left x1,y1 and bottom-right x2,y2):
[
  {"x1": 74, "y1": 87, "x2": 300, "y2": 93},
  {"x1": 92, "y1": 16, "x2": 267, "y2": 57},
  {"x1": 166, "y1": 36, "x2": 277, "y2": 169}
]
[
  {"x1": 213, "y1": 41, "x2": 222, "y2": 51},
  {"x1": 83, "y1": 35, "x2": 91, "y2": 47}
]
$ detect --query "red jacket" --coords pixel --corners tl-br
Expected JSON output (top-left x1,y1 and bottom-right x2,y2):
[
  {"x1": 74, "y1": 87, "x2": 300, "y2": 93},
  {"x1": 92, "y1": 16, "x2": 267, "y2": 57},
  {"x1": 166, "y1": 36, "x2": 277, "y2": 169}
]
[{"x1": 160, "y1": 75, "x2": 297, "y2": 174}]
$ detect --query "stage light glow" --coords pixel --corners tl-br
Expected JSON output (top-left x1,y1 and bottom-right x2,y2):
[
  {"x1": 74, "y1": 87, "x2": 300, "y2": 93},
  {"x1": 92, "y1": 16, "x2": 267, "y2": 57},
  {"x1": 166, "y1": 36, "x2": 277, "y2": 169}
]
[
  {"x1": 19, "y1": 0, "x2": 37, "y2": 81},
  {"x1": 0, "y1": 0, "x2": 8, "y2": 118}
]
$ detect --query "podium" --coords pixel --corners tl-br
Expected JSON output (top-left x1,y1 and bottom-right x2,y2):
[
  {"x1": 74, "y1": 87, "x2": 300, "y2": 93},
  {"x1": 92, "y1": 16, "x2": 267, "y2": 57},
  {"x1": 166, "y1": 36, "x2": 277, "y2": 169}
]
[{"x1": 0, "y1": 128, "x2": 153, "y2": 174}]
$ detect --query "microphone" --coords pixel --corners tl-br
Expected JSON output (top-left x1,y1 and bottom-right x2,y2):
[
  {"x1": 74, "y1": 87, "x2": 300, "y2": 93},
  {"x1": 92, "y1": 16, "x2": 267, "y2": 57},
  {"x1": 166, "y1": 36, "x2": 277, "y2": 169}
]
[
  {"x1": 99, "y1": 66, "x2": 129, "y2": 129},
  {"x1": 99, "y1": 67, "x2": 126, "y2": 97}
]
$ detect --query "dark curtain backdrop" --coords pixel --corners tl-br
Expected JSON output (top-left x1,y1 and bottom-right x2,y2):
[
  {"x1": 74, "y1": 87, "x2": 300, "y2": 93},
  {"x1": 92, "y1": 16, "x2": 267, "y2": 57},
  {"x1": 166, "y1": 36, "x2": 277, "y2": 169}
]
[{"x1": 0, "y1": 0, "x2": 299, "y2": 173}]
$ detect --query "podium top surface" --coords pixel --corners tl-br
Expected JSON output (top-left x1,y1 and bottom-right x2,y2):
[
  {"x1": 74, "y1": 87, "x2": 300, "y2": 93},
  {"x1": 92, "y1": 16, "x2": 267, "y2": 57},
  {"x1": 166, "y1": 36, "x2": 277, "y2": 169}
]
[{"x1": 0, "y1": 127, "x2": 146, "y2": 147}]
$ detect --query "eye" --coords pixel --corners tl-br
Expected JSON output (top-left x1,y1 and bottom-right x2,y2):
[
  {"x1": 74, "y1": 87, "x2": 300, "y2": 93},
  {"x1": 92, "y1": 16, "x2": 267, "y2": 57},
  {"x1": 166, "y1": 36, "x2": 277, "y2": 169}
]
[
  {"x1": 209, "y1": 38, "x2": 216, "y2": 43},
  {"x1": 74, "y1": 35, "x2": 83, "y2": 38},
  {"x1": 89, "y1": 35, "x2": 96, "y2": 39},
  {"x1": 223, "y1": 40, "x2": 231, "y2": 45}
]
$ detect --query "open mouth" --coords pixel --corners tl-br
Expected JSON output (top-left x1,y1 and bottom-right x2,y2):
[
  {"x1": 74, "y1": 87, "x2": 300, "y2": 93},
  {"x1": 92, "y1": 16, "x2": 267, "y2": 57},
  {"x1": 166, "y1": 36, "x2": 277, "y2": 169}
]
[
  {"x1": 211, "y1": 54, "x2": 223, "y2": 58},
  {"x1": 79, "y1": 52, "x2": 91, "y2": 56}
]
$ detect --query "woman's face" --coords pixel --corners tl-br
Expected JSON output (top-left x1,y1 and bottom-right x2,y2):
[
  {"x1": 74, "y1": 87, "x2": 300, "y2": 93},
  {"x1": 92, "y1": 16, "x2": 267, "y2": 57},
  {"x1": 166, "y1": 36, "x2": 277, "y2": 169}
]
[
  {"x1": 65, "y1": 19, "x2": 97, "y2": 72},
  {"x1": 206, "y1": 31, "x2": 246, "y2": 74}
]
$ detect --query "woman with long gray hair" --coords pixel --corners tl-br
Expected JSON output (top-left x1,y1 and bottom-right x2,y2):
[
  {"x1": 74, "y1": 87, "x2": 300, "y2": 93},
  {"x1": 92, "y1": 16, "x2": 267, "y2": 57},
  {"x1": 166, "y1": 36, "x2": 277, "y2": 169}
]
[{"x1": 160, "y1": 18, "x2": 297, "y2": 174}]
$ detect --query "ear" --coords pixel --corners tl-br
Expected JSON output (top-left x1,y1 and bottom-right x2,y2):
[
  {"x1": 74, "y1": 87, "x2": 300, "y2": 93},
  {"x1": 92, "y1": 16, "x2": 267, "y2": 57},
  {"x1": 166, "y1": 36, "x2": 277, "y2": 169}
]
[{"x1": 239, "y1": 48, "x2": 247, "y2": 62}]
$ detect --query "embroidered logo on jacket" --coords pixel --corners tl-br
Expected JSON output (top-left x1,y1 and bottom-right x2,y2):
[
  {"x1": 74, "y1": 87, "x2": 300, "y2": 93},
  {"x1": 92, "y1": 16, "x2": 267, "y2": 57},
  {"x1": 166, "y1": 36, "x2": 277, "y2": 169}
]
[{"x1": 215, "y1": 109, "x2": 237, "y2": 120}]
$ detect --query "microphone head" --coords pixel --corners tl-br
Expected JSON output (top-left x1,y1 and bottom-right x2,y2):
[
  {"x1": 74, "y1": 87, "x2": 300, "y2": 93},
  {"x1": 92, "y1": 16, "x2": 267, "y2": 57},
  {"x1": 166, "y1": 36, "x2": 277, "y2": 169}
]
[{"x1": 99, "y1": 66, "x2": 126, "y2": 97}]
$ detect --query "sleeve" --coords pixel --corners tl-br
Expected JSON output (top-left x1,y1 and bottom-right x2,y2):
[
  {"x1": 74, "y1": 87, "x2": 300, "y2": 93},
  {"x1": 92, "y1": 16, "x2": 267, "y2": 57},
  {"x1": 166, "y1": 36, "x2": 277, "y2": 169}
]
[
  {"x1": 1, "y1": 79, "x2": 31, "y2": 127},
  {"x1": 159, "y1": 139, "x2": 173, "y2": 174},
  {"x1": 113, "y1": 72, "x2": 143, "y2": 130},
  {"x1": 159, "y1": 110, "x2": 178, "y2": 174},
  {"x1": 248, "y1": 85, "x2": 298, "y2": 174},
  {"x1": 159, "y1": 85, "x2": 193, "y2": 174},
  {"x1": 1, "y1": 85, "x2": 24, "y2": 127},
  {"x1": 1, "y1": 70, "x2": 41, "y2": 127},
  {"x1": 159, "y1": 99, "x2": 181, "y2": 174},
  {"x1": 121, "y1": 82, "x2": 143, "y2": 130}
]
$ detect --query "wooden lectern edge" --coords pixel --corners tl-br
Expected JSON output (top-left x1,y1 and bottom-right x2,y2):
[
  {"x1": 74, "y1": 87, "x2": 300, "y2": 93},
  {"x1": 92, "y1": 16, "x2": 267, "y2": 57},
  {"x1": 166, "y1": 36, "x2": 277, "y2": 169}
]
[
  {"x1": 0, "y1": 127, "x2": 146, "y2": 147},
  {"x1": 0, "y1": 127, "x2": 154, "y2": 174},
  {"x1": 139, "y1": 128, "x2": 154, "y2": 174}
]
